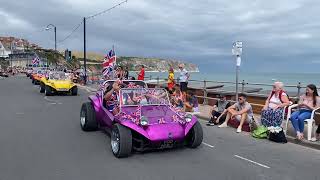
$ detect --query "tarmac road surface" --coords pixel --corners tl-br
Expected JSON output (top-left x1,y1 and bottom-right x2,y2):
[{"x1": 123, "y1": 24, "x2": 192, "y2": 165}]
[{"x1": 0, "y1": 76, "x2": 319, "y2": 180}]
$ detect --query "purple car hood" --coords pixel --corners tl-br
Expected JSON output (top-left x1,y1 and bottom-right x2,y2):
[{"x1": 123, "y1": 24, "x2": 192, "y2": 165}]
[{"x1": 118, "y1": 105, "x2": 198, "y2": 141}]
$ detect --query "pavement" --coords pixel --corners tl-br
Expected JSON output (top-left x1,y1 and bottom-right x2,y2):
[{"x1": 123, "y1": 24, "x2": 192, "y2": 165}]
[
  {"x1": 0, "y1": 76, "x2": 320, "y2": 180},
  {"x1": 197, "y1": 105, "x2": 320, "y2": 150}
]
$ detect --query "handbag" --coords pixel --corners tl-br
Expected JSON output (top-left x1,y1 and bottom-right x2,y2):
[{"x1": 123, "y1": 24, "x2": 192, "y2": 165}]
[
  {"x1": 252, "y1": 126, "x2": 268, "y2": 139},
  {"x1": 268, "y1": 129, "x2": 287, "y2": 143}
]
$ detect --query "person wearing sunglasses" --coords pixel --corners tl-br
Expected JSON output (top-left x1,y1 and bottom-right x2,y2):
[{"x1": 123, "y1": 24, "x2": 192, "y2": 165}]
[
  {"x1": 218, "y1": 93, "x2": 254, "y2": 133},
  {"x1": 260, "y1": 81, "x2": 290, "y2": 128}
]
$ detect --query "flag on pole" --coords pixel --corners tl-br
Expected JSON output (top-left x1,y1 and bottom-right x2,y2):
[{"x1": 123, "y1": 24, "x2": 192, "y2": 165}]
[
  {"x1": 102, "y1": 49, "x2": 116, "y2": 68},
  {"x1": 32, "y1": 56, "x2": 40, "y2": 65},
  {"x1": 102, "y1": 47, "x2": 117, "y2": 79}
]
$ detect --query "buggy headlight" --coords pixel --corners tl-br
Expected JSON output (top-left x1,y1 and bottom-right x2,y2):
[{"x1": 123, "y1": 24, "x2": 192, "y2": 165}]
[
  {"x1": 184, "y1": 114, "x2": 193, "y2": 122},
  {"x1": 140, "y1": 116, "x2": 149, "y2": 126}
]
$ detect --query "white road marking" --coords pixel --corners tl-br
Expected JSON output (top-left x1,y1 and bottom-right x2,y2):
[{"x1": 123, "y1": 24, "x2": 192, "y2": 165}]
[
  {"x1": 234, "y1": 155, "x2": 271, "y2": 169},
  {"x1": 15, "y1": 112, "x2": 25, "y2": 115},
  {"x1": 44, "y1": 96, "x2": 62, "y2": 105},
  {"x1": 202, "y1": 142, "x2": 215, "y2": 148},
  {"x1": 44, "y1": 96, "x2": 57, "y2": 103}
]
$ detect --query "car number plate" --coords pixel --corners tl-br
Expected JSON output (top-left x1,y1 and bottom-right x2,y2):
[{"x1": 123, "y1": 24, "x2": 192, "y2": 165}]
[
  {"x1": 160, "y1": 140, "x2": 174, "y2": 149},
  {"x1": 57, "y1": 88, "x2": 68, "y2": 91}
]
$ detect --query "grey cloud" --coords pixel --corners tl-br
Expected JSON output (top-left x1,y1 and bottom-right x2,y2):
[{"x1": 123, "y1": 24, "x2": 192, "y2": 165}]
[{"x1": 1, "y1": 0, "x2": 320, "y2": 72}]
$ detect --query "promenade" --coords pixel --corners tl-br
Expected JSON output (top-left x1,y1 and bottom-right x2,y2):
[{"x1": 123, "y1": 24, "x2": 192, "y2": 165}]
[{"x1": 1, "y1": 75, "x2": 319, "y2": 180}]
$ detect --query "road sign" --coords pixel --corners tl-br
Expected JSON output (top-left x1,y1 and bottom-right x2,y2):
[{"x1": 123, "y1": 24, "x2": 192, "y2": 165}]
[{"x1": 232, "y1": 41, "x2": 243, "y2": 56}]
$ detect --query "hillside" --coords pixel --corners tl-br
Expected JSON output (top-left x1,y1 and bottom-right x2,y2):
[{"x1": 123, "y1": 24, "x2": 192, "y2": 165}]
[{"x1": 72, "y1": 51, "x2": 199, "y2": 72}]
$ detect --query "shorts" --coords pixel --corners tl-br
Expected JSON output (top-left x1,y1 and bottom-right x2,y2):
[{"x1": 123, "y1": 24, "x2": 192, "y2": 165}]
[
  {"x1": 180, "y1": 82, "x2": 188, "y2": 92},
  {"x1": 235, "y1": 114, "x2": 253, "y2": 123}
]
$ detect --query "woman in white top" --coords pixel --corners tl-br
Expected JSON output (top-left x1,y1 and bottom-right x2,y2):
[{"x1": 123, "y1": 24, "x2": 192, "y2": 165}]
[{"x1": 260, "y1": 82, "x2": 290, "y2": 127}]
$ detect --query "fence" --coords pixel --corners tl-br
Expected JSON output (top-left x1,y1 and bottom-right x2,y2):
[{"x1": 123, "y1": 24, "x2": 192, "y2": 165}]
[
  {"x1": 144, "y1": 75, "x2": 319, "y2": 105},
  {"x1": 81, "y1": 72, "x2": 318, "y2": 105}
]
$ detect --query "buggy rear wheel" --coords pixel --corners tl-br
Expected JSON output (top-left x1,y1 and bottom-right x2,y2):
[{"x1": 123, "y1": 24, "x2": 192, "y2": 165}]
[
  {"x1": 40, "y1": 83, "x2": 45, "y2": 93},
  {"x1": 111, "y1": 124, "x2": 132, "y2": 158},
  {"x1": 71, "y1": 86, "x2": 78, "y2": 96},
  {"x1": 80, "y1": 102, "x2": 98, "y2": 131},
  {"x1": 186, "y1": 121, "x2": 203, "y2": 148},
  {"x1": 45, "y1": 85, "x2": 53, "y2": 96}
]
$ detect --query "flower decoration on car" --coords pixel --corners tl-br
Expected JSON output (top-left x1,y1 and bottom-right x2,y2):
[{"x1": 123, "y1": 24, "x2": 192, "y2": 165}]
[{"x1": 158, "y1": 118, "x2": 166, "y2": 124}]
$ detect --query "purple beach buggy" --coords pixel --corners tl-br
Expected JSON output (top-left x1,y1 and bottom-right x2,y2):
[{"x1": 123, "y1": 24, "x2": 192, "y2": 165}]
[{"x1": 80, "y1": 80, "x2": 203, "y2": 158}]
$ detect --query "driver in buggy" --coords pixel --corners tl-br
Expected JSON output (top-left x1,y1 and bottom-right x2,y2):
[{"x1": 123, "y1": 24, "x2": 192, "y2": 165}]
[{"x1": 104, "y1": 79, "x2": 122, "y2": 115}]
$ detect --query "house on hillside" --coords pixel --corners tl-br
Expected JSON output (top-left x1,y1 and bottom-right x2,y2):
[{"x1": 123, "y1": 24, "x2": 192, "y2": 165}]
[{"x1": 0, "y1": 41, "x2": 11, "y2": 58}]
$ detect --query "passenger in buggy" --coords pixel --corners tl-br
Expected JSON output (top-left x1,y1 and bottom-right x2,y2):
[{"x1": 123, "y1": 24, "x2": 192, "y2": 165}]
[{"x1": 103, "y1": 80, "x2": 121, "y2": 115}]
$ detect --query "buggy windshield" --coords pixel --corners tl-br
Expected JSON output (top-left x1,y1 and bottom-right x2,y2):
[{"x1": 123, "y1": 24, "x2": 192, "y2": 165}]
[
  {"x1": 49, "y1": 72, "x2": 68, "y2": 80},
  {"x1": 120, "y1": 88, "x2": 170, "y2": 106}
]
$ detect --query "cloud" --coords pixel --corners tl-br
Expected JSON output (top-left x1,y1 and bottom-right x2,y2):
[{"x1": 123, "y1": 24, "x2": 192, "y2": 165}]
[
  {"x1": 0, "y1": 0, "x2": 320, "y2": 72},
  {"x1": 0, "y1": 9, "x2": 33, "y2": 30}
]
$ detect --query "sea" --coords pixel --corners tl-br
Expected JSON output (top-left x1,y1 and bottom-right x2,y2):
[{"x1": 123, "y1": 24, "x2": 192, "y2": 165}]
[{"x1": 143, "y1": 71, "x2": 320, "y2": 94}]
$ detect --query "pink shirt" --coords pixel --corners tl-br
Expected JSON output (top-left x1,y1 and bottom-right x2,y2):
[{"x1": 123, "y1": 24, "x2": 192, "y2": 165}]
[{"x1": 299, "y1": 95, "x2": 320, "y2": 109}]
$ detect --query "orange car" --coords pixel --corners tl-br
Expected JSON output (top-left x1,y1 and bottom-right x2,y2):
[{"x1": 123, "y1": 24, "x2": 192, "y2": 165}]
[{"x1": 31, "y1": 70, "x2": 47, "y2": 85}]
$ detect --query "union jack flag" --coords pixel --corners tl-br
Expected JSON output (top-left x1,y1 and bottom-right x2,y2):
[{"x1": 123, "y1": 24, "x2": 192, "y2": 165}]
[
  {"x1": 102, "y1": 49, "x2": 116, "y2": 68},
  {"x1": 172, "y1": 114, "x2": 186, "y2": 125},
  {"x1": 32, "y1": 56, "x2": 40, "y2": 65},
  {"x1": 102, "y1": 48, "x2": 117, "y2": 79},
  {"x1": 172, "y1": 115, "x2": 179, "y2": 122},
  {"x1": 127, "y1": 82, "x2": 140, "y2": 89},
  {"x1": 132, "y1": 105, "x2": 142, "y2": 118}
]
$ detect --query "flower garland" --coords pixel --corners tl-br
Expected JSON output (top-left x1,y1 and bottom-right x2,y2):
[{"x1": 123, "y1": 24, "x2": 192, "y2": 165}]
[{"x1": 267, "y1": 126, "x2": 283, "y2": 133}]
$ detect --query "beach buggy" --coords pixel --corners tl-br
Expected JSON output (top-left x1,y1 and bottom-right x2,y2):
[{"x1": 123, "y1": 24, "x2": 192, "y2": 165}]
[{"x1": 80, "y1": 80, "x2": 203, "y2": 158}]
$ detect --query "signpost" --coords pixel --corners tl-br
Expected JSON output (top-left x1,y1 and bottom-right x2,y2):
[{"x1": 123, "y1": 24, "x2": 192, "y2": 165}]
[{"x1": 232, "y1": 41, "x2": 243, "y2": 101}]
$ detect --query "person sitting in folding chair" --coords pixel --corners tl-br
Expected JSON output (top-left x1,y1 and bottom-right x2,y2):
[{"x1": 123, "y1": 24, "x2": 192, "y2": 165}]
[
  {"x1": 290, "y1": 84, "x2": 320, "y2": 140},
  {"x1": 260, "y1": 82, "x2": 290, "y2": 128}
]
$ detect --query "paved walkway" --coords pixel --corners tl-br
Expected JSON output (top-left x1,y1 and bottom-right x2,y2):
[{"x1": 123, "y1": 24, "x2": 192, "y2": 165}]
[{"x1": 197, "y1": 104, "x2": 320, "y2": 150}]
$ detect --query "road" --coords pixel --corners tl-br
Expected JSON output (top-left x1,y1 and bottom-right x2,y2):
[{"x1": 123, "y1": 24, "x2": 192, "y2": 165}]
[{"x1": 0, "y1": 76, "x2": 319, "y2": 180}]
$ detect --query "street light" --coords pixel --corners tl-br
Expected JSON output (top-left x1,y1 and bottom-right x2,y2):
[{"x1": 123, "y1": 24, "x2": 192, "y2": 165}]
[
  {"x1": 46, "y1": 24, "x2": 57, "y2": 68},
  {"x1": 232, "y1": 41, "x2": 243, "y2": 101},
  {"x1": 46, "y1": 24, "x2": 57, "y2": 51}
]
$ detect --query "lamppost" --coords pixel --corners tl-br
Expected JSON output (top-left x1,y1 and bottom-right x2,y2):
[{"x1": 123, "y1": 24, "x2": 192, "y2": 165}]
[
  {"x1": 46, "y1": 24, "x2": 57, "y2": 68},
  {"x1": 232, "y1": 41, "x2": 243, "y2": 101},
  {"x1": 46, "y1": 24, "x2": 57, "y2": 51},
  {"x1": 10, "y1": 41, "x2": 16, "y2": 72}
]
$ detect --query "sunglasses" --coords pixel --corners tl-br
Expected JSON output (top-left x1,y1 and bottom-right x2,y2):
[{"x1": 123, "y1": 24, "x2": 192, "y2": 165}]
[{"x1": 238, "y1": 98, "x2": 244, "y2": 101}]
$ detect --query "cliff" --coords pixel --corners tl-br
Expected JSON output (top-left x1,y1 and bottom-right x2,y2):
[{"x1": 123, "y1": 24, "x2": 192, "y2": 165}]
[{"x1": 72, "y1": 51, "x2": 199, "y2": 72}]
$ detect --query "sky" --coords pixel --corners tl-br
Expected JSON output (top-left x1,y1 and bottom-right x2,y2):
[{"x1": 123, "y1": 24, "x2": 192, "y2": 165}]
[{"x1": 0, "y1": 0, "x2": 320, "y2": 73}]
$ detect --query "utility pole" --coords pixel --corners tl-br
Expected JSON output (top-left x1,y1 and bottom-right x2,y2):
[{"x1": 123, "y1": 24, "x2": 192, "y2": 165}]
[
  {"x1": 10, "y1": 42, "x2": 13, "y2": 71},
  {"x1": 83, "y1": 17, "x2": 87, "y2": 85},
  {"x1": 54, "y1": 26, "x2": 57, "y2": 52}
]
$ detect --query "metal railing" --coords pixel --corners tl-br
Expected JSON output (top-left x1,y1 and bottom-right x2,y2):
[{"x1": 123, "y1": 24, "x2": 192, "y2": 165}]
[
  {"x1": 144, "y1": 75, "x2": 320, "y2": 105},
  {"x1": 81, "y1": 73, "x2": 318, "y2": 106}
]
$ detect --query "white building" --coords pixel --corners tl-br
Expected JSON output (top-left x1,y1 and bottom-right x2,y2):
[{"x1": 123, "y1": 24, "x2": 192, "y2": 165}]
[{"x1": 0, "y1": 41, "x2": 11, "y2": 58}]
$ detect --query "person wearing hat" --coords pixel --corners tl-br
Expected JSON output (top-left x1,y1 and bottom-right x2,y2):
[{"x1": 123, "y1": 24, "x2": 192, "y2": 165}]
[{"x1": 206, "y1": 94, "x2": 231, "y2": 126}]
